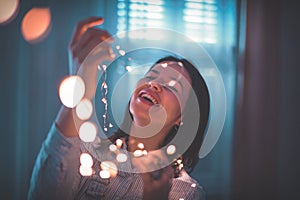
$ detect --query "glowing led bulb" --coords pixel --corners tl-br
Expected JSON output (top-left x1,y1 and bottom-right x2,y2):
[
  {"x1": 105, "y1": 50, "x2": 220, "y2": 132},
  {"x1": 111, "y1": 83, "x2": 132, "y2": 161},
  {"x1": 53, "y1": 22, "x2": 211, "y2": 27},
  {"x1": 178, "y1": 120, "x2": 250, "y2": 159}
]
[
  {"x1": 101, "y1": 98, "x2": 107, "y2": 104},
  {"x1": 119, "y1": 50, "x2": 125, "y2": 56},
  {"x1": 79, "y1": 165, "x2": 93, "y2": 176},
  {"x1": 116, "y1": 153, "x2": 127, "y2": 163},
  {"x1": 102, "y1": 82, "x2": 108, "y2": 89},
  {"x1": 99, "y1": 170, "x2": 110, "y2": 179},
  {"x1": 166, "y1": 145, "x2": 176, "y2": 155},
  {"x1": 179, "y1": 163, "x2": 184, "y2": 170},
  {"x1": 79, "y1": 121, "x2": 97, "y2": 142},
  {"x1": 126, "y1": 66, "x2": 133, "y2": 72},
  {"x1": 59, "y1": 76, "x2": 85, "y2": 108},
  {"x1": 80, "y1": 153, "x2": 93, "y2": 167},
  {"x1": 116, "y1": 139, "x2": 123, "y2": 148},
  {"x1": 76, "y1": 98, "x2": 93, "y2": 120}
]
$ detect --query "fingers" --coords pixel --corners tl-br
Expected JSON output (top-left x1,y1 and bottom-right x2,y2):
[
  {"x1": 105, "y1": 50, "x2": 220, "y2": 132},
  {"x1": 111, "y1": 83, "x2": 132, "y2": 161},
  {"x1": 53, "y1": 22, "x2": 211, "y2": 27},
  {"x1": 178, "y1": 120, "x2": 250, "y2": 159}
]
[
  {"x1": 71, "y1": 28, "x2": 114, "y2": 63},
  {"x1": 70, "y1": 16, "x2": 104, "y2": 46},
  {"x1": 75, "y1": 28, "x2": 113, "y2": 50}
]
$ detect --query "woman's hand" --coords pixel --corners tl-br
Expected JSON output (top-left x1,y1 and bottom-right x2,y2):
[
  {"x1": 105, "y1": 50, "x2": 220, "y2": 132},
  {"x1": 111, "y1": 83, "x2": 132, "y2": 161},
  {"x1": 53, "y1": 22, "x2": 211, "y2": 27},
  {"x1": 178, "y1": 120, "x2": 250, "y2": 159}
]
[
  {"x1": 68, "y1": 16, "x2": 115, "y2": 99},
  {"x1": 132, "y1": 150, "x2": 174, "y2": 200}
]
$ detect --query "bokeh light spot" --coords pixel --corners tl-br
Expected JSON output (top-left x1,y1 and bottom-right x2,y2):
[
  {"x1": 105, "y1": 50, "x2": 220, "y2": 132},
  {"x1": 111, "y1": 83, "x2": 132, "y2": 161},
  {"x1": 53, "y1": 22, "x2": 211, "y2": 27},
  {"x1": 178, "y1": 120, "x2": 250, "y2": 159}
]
[
  {"x1": 21, "y1": 7, "x2": 51, "y2": 43},
  {"x1": 99, "y1": 170, "x2": 110, "y2": 179},
  {"x1": 79, "y1": 121, "x2": 97, "y2": 142},
  {"x1": 116, "y1": 153, "x2": 127, "y2": 163},
  {"x1": 100, "y1": 161, "x2": 118, "y2": 178},
  {"x1": 133, "y1": 150, "x2": 143, "y2": 157},
  {"x1": 137, "y1": 143, "x2": 144, "y2": 149},
  {"x1": 116, "y1": 139, "x2": 123, "y2": 148},
  {"x1": 109, "y1": 144, "x2": 117, "y2": 152},
  {"x1": 0, "y1": 0, "x2": 19, "y2": 24},
  {"x1": 166, "y1": 145, "x2": 176, "y2": 155},
  {"x1": 59, "y1": 75, "x2": 85, "y2": 108},
  {"x1": 76, "y1": 98, "x2": 93, "y2": 120},
  {"x1": 80, "y1": 153, "x2": 93, "y2": 167},
  {"x1": 79, "y1": 165, "x2": 93, "y2": 176}
]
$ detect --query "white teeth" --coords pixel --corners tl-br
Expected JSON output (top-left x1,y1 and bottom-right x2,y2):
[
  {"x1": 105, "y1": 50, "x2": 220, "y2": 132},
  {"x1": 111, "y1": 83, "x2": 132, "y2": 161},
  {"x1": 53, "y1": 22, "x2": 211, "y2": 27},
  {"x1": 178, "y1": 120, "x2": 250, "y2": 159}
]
[{"x1": 141, "y1": 93, "x2": 158, "y2": 104}]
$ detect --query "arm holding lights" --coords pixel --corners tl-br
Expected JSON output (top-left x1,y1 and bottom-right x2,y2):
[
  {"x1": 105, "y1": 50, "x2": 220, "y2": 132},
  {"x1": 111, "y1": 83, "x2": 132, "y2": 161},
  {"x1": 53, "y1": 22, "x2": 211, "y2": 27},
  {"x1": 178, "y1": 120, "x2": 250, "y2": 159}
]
[
  {"x1": 29, "y1": 17, "x2": 202, "y2": 199},
  {"x1": 56, "y1": 16, "x2": 115, "y2": 138},
  {"x1": 28, "y1": 17, "x2": 114, "y2": 199}
]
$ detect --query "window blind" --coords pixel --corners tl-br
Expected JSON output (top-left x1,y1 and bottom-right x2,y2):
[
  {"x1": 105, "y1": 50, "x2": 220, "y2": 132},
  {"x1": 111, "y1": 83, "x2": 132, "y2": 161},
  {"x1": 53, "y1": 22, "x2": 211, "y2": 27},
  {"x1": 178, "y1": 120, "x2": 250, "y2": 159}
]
[
  {"x1": 117, "y1": 0, "x2": 165, "y2": 40},
  {"x1": 183, "y1": 0, "x2": 218, "y2": 43}
]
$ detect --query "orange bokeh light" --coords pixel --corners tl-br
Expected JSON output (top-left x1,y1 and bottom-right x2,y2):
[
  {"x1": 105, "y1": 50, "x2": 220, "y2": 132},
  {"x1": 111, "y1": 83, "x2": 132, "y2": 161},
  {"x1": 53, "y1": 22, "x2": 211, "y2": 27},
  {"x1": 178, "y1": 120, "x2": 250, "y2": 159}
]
[{"x1": 21, "y1": 7, "x2": 51, "y2": 43}]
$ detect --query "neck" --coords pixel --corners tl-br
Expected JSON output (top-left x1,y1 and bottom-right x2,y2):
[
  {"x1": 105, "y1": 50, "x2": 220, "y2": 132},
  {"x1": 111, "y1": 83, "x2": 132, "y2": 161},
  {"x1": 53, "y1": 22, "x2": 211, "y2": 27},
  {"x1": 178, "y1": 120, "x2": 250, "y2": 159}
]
[{"x1": 128, "y1": 121, "x2": 171, "y2": 152}]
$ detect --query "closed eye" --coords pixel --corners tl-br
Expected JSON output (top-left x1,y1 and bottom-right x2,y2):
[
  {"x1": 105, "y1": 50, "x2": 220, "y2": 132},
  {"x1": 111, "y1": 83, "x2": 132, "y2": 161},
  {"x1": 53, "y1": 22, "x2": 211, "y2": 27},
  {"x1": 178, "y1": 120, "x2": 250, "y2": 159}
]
[
  {"x1": 166, "y1": 85, "x2": 178, "y2": 93},
  {"x1": 145, "y1": 76, "x2": 156, "y2": 81}
]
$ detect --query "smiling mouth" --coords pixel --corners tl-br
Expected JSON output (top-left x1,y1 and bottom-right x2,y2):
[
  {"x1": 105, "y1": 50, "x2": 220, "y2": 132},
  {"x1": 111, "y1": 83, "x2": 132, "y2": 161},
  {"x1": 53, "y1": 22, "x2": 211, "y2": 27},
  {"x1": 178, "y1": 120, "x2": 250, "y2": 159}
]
[{"x1": 139, "y1": 92, "x2": 159, "y2": 105}]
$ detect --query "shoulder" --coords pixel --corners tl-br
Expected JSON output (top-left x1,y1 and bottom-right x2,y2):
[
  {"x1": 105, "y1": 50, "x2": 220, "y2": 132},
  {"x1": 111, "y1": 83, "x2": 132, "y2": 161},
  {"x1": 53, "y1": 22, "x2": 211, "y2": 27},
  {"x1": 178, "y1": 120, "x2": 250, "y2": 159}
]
[{"x1": 169, "y1": 170, "x2": 205, "y2": 200}]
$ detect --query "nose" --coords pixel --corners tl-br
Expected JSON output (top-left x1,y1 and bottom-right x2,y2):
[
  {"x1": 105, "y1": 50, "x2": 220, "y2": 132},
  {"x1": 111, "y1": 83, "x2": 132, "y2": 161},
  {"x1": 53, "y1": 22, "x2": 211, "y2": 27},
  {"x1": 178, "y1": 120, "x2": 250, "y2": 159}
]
[{"x1": 148, "y1": 81, "x2": 162, "y2": 92}]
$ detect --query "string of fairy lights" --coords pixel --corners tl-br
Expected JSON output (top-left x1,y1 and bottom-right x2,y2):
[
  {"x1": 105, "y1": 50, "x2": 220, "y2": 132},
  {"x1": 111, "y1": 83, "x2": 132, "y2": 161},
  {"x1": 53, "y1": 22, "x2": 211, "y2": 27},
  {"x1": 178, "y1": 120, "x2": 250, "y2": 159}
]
[{"x1": 58, "y1": 45, "x2": 185, "y2": 179}]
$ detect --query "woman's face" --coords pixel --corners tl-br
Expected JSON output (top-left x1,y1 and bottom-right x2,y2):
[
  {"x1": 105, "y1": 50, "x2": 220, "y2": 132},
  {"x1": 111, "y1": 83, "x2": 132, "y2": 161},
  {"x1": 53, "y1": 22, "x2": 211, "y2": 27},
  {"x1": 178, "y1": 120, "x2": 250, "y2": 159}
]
[{"x1": 129, "y1": 61, "x2": 192, "y2": 129}]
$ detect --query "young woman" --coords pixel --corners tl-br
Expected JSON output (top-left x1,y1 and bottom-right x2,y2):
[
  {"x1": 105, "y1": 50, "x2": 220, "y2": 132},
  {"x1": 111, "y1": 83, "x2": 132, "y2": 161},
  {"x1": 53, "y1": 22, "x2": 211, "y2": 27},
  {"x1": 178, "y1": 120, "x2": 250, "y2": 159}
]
[{"x1": 28, "y1": 17, "x2": 210, "y2": 200}]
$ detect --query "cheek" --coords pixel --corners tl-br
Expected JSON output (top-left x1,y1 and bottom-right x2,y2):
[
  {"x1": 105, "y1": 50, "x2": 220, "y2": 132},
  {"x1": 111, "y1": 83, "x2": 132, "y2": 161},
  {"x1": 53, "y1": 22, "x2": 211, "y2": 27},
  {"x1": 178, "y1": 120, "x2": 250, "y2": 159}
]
[
  {"x1": 164, "y1": 93, "x2": 182, "y2": 117},
  {"x1": 129, "y1": 93, "x2": 138, "y2": 113}
]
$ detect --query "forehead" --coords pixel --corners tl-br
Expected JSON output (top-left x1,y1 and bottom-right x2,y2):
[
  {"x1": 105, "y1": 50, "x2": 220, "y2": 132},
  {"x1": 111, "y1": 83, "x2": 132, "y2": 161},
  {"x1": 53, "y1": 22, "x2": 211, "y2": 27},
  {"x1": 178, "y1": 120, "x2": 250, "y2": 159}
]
[{"x1": 149, "y1": 61, "x2": 192, "y2": 83}]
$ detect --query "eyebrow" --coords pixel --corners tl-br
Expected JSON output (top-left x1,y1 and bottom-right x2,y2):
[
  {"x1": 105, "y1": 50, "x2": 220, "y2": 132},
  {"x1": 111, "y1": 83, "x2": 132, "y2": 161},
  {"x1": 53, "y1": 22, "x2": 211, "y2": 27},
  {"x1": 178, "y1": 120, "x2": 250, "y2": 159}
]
[{"x1": 150, "y1": 69, "x2": 160, "y2": 74}]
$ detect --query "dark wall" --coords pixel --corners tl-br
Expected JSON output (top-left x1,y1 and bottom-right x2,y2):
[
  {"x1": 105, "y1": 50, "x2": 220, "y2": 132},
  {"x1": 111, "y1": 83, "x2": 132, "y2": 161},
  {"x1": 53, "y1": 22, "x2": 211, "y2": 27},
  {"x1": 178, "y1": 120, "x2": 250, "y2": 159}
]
[
  {"x1": 278, "y1": 0, "x2": 300, "y2": 199},
  {"x1": 232, "y1": 0, "x2": 300, "y2": 199}
]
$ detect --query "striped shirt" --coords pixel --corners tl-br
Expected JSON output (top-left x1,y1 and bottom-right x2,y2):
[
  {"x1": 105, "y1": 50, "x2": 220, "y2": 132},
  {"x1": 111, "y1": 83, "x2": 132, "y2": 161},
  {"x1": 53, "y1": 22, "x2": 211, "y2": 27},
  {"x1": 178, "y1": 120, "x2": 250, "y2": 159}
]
[{"x1": 28, "y1": 123, "x2": 205, "y2": 200}]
